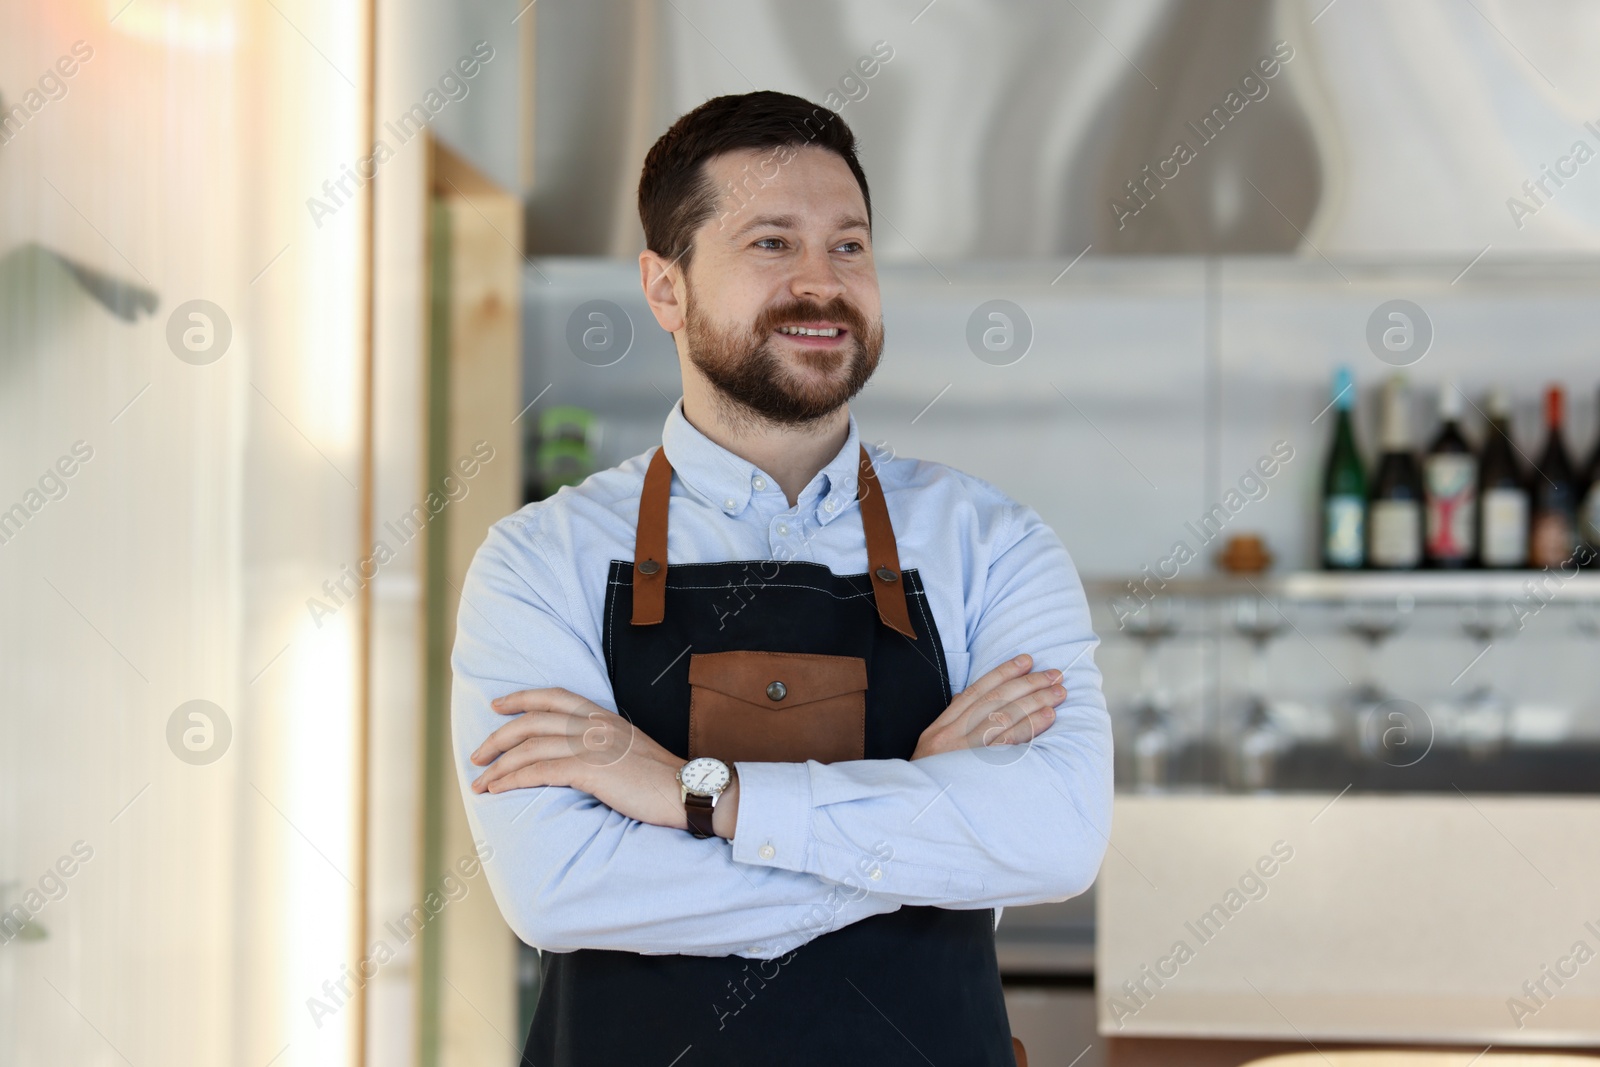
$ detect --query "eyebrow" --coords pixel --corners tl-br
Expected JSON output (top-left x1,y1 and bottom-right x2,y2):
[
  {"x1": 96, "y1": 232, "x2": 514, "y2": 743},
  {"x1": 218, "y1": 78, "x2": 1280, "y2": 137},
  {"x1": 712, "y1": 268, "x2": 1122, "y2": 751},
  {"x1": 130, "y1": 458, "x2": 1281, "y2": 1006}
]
[{"x1": 729, "y1": 212, "x2": 872, "y2": 239}]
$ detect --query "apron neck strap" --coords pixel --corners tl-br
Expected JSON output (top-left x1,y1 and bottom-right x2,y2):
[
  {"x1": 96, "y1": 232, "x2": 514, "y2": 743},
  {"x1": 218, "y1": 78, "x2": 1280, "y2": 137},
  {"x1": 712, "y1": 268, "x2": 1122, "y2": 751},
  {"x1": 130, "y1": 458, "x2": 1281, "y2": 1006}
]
[{"x1": 630, "y1": 443, "x2": 917, "y2": 640}]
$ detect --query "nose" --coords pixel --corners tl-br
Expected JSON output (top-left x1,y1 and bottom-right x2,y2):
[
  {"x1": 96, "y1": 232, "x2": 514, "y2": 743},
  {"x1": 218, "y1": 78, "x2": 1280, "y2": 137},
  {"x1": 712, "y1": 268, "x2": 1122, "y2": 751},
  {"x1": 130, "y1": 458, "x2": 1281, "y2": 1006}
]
[{"x1": 788, "y1": 242, "x2": 846, "y2": 305}]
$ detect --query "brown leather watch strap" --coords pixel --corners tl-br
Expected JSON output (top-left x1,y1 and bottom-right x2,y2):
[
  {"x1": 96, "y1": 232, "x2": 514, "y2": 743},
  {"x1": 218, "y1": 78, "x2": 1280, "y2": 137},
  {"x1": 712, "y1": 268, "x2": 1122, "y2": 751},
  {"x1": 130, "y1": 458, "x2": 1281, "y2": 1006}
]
[
  {"x1": 685, "y1": 792, "x2": 716, "y2": 839},
  {"x1": 856, "y1": 444, "x2": 917, "y2": 640},
  {"x1": 630, "y1": 445, "x2": 672, "y2": 626}
]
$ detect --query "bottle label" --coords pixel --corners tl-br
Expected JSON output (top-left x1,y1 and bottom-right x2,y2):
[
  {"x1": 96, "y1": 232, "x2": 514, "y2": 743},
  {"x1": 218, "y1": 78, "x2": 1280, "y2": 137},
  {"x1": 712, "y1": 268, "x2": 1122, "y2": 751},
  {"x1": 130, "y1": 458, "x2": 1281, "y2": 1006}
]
[
  {"x1": 1481, "y1": 488, "x2": 1529, "y2": 567},
  {"x1": 1530, "y1": 511, "x2": 1576, "y2": 568},
  {"x1": 1424, "y1": 454, "x2": 1477, "y2": 560},
  {"x1": 1370, "y1": 500, "x2": 1421, "y2": 567},
  {"x1": 1324, "y1": 496, "x2": 1364, "y2": 567}
]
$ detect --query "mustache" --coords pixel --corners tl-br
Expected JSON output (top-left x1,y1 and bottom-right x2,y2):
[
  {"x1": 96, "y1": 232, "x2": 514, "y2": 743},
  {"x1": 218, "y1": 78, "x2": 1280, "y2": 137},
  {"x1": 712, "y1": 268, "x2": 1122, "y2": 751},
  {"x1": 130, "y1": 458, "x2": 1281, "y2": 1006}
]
[{"x1": 754, "y1": 297, "x2": 873, "y2": 339}]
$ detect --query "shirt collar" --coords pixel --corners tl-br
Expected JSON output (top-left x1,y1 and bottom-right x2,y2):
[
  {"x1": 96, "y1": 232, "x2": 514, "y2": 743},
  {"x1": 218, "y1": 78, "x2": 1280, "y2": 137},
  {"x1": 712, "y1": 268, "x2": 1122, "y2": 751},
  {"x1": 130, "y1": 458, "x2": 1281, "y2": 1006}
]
[{"x1": 659, "y1": 397, "x2": 862, "y2": 524}]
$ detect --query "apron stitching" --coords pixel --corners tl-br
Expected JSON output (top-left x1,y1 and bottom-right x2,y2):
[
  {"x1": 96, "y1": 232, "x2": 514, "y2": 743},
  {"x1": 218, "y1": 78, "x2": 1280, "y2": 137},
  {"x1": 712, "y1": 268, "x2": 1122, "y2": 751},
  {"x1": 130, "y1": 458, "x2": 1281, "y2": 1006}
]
[
  {"x1": 870, "y1": 574, "x2": 942, "y2": 696},
  {"x1": 603, "y1": 570, "x2": 644, "y2": 725},
  {"x1": 606, "y1": 572, "x2": 933, "y2": 604},
  {"x1": 608, "y1": 579, "x2": 877, "y2": 600},
  {"x1": 605, "y1": 562, "x2": 619, "y2": 688},
  {"x1": 906, "y1": 577, "x2": 950, "y2": 702},
  {"x1": 604, "y1": 562, "x2": 614, "y2": 673}
]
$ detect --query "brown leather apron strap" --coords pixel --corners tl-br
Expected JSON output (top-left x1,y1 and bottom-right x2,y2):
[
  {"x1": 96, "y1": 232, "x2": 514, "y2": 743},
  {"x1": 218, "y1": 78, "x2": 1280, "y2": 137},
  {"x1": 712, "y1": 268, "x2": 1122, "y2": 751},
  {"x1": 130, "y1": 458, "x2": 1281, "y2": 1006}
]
[
  {"x1": 630, "y1": 440, "x2": 917, "y2": 640},
  {"x1": 856, "y1": 444, "x2": 917, "y2": 641},
  {"x1": 629, "y1": 445, "x2": 672, "y2": 625}
]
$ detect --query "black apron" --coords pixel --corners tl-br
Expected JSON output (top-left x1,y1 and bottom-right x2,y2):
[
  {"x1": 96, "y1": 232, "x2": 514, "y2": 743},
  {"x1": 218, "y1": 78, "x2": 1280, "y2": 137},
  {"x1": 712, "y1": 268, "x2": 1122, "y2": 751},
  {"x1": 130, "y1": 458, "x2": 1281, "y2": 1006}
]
[{"x1": 521, "y1": 443, "x2": 1017, "y2": 1066}]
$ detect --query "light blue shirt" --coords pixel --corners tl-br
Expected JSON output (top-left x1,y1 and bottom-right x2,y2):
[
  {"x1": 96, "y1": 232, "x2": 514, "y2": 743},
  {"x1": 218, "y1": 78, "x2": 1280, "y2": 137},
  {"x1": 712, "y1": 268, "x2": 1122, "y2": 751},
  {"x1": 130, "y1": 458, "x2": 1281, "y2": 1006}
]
[{"x1": 451, "y1": 397, "x2": 1112, "y2": 959}]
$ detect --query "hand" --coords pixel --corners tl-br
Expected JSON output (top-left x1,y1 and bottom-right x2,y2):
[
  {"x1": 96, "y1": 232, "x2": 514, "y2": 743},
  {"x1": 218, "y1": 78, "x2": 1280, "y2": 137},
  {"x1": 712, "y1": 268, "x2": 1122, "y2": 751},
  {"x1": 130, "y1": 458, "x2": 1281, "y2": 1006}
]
[
  {"x1": 469, "y1": 687, "x2": 688, "y2": 830},
  {"x1": 911, "y1": 653, "x2": 1064, "y2": 761}
]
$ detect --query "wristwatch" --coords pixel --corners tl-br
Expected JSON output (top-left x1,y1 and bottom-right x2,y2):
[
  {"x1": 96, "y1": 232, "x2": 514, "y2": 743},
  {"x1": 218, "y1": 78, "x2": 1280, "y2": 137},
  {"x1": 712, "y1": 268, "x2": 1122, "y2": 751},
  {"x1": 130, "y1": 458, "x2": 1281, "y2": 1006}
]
[{"x1": 677, "y1": 757, "x2": 732, "y2": 839}]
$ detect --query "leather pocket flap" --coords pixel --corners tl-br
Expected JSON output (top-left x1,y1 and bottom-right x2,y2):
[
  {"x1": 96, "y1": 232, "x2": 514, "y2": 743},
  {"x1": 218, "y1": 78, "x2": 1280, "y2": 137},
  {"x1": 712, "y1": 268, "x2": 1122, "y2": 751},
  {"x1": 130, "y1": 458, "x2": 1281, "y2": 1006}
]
[{"x1": 687, "y1": 650, "x2": 867, "y2": 708}]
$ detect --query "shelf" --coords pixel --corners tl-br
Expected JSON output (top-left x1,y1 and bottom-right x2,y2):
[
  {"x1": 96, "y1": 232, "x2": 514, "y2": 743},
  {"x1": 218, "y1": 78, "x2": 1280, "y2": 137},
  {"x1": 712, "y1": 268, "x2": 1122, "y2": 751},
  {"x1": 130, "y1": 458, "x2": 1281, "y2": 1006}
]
[{"x1": 1084, "y1": 570, "x2": 1600, "y2": 605}]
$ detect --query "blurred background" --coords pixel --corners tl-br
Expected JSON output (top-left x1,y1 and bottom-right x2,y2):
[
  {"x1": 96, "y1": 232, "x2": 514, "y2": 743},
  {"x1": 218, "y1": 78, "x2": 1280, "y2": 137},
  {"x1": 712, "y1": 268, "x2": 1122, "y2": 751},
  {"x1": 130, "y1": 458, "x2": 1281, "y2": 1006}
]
[{"x1": 3, "y1": 1, "x2": 1600, "y2": 1065}]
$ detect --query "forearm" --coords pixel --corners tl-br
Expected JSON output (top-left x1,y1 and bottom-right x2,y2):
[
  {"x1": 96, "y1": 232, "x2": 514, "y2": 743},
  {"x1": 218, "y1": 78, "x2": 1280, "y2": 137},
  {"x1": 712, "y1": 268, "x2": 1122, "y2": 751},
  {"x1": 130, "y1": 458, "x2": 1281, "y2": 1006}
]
[
  {"x1": 464, "y1": 770, "x2": 900, "y2": 958},
  {"x1": 727, "y1": 699, "x2": 1112, "y2": 909}
]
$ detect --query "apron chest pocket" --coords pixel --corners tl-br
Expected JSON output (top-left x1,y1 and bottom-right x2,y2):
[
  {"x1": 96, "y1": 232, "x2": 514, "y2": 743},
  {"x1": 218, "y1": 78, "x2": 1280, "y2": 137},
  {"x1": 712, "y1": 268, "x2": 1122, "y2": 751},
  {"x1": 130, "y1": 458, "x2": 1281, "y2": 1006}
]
[{"x1": 687, "y1": 650, "x2": 867, "y2": 765}]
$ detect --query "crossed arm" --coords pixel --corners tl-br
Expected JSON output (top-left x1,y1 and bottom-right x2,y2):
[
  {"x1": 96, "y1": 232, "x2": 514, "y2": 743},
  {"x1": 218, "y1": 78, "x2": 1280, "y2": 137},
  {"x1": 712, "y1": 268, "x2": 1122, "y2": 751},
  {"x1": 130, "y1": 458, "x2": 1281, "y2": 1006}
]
[{"x1": 450, "y1": 505, "x2": 1112, "y2": 960}]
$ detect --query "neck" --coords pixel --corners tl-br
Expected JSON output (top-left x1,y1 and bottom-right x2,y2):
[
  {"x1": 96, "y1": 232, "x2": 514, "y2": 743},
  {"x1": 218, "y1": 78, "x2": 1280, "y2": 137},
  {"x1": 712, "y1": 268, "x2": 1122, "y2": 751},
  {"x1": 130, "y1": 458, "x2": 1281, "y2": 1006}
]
[{"x1": 680, "y1": 379, "x2": 850, "y2": 507}]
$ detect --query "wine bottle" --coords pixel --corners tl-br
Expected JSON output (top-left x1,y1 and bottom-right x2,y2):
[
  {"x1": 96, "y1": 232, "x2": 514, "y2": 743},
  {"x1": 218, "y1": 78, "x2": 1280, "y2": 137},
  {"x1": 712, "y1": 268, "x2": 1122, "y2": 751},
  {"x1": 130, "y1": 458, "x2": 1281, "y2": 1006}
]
[
  {"x1": 1582, "y1": 385, "x2": 1600, "y2": 565},
  {"x1": 1322, "y1": 366, "x2": 1366, "y2": 570},
  {"x1": 1529, "y1": 384, "x2": 1578, "y2": 568},
  {"x1": 1478, "y1": 388, "x2": 1529, "y2": 569},
  {"x1": 1423, "y1": 383, "x2": 1477, "y2": 568},
  {"x1": 1368, "y1": 375, "x2": 1423, "y2": 570}
]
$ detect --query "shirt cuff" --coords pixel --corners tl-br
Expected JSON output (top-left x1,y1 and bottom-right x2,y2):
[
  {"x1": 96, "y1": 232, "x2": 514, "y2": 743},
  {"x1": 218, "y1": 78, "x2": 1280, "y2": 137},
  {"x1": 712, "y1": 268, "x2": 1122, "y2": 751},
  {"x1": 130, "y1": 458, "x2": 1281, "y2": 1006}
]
[{"x1": 729, "y1": 760, "x2": 813, "y2": 872}]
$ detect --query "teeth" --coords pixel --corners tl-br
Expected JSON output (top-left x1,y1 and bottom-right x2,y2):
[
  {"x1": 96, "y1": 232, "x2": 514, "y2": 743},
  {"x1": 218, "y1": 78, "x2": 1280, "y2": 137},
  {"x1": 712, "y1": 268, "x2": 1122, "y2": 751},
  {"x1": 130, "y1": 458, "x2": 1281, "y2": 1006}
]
[{"x1": 777, "y1": 326, "x2": 840, "y2": 337}]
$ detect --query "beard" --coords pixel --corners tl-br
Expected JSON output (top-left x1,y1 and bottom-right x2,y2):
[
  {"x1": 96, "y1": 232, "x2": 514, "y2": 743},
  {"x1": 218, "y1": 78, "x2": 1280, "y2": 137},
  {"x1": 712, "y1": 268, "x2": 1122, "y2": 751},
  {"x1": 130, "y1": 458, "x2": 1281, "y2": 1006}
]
[{"x1": 683, "y1": 285, "x2": 884, "y2": 428}]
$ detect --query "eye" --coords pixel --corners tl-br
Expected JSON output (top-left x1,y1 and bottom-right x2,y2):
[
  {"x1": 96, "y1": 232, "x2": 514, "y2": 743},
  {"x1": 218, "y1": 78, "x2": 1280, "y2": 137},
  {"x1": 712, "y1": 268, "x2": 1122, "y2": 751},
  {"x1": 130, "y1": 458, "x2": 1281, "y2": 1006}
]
[
  {"x1": 753, "y1": 237, "x2": 786, "y2": 251},
  {"x1": 834, "y1": 240, "x2": 865, "y2": 254}
]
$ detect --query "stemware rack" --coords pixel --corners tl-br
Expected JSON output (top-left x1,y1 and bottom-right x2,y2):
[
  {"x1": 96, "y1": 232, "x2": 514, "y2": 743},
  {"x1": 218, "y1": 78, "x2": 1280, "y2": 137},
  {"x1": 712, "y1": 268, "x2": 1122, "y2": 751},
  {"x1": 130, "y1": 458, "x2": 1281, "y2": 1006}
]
[{"x1": 1082, "y1": 571, "x2": 1600, "y2": 796}]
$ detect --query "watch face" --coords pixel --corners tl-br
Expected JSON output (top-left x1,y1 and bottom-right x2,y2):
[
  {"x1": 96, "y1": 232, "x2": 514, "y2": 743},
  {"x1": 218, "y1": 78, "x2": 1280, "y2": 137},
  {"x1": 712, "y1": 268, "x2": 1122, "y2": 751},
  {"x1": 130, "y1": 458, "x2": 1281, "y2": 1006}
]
[{"x1": 679, "y1": 757, "x2": 730, "y2": 797}]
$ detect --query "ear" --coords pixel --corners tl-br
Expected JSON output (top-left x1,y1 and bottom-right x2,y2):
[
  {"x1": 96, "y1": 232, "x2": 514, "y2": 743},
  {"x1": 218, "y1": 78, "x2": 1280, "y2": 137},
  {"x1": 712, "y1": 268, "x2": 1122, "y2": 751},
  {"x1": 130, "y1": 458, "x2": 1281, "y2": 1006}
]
[{"x1": 639, "y1": 249, "x2": 686, "y2": 333}]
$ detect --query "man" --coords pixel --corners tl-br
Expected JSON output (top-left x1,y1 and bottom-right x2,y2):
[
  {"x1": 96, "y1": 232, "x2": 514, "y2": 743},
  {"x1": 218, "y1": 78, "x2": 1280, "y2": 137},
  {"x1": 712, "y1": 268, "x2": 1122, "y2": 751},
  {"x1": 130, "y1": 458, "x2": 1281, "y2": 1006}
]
[{"x1": 452, "y1": 90, "x2": 1111, "y2": 1066}]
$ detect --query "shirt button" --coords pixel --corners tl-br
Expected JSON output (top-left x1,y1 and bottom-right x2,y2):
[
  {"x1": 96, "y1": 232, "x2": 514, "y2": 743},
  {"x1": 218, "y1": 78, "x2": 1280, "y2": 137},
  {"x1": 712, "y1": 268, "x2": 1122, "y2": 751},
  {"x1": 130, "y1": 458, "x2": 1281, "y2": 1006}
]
[
  {"x1": 758, "y1": 844, "x2": 776, "y2": 860},
  {"x1": 723, "y1": 497, "x2": 737, "y2": 511},
  {"x1": 748, "y1": 945, "x2": 764, "y2": 954},
  {"x1": 823, "y1": 498, "x2": 837, "y2": 513},
  {"x1": 776, "y1": 523, "x2": 790, "y2": 536},
  {"x1": 752, "y1": 476, "x2": 766, "y2": 491},
  {"x1": 869, "y1": 867, "x2": 882, "y2": 881}
]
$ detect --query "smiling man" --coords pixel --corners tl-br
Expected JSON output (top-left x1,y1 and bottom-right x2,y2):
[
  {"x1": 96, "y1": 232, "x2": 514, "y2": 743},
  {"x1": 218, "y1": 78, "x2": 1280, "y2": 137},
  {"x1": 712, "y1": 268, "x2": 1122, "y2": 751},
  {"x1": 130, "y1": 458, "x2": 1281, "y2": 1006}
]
[{"x1": 451, "y1": 90, "x2": 1111, "y2": 1066}]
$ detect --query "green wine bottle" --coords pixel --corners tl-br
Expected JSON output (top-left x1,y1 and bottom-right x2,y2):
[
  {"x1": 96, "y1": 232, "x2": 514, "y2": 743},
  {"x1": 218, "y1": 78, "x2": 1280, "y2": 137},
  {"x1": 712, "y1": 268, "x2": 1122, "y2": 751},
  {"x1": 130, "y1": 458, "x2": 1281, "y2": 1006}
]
[{"x1": 1323, "y1": 365, "x2": 1367, "y2": 569}]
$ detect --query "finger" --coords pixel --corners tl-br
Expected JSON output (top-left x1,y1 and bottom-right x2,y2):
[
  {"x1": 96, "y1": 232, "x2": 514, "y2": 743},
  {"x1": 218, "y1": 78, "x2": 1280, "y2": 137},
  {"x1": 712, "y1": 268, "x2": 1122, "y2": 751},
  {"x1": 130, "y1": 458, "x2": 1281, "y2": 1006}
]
[
  {"x1": 933, "y1": 655, "x2": 1040, "y2": 728},
  {"x1": 489, "y1": 686, "x2": 594, "y2": 716},
  {"x1": 965, "y1": 669, "x2": 1064, "y2": 719},
  {"x1": 992, "y1": 702, "x2": 1061, "y2": 746},
  {"x1": 476, "y1": 710, "x2": 639, "y2": 774},
  {"x1": 958, "y1": 653, "x2": 1034, "y2": 703},
  {"x1": 488, "y1": 687, "x2": 563, "y2": 715},
  {"x1": 481, "y1": 755, "x2": 585, "y2": 795},
  {"x1": 970, "y1": 685, "x2": 1065, "y2": 745},
  {"x1": 947, "y1": 668, "x2": 1062, "y2": 735},
  {"x1": 474, "y1": 736, "x2": 575, "y2": 791},
  {"x1": 471, "y1": 708, "x2": 576, "y2": 764}
]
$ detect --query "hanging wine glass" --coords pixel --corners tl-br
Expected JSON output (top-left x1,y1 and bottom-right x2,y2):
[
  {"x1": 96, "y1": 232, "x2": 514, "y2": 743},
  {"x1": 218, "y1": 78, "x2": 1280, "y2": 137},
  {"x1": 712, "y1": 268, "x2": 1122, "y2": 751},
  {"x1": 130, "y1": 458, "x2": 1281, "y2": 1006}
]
[
  {"x1": 1336, "y1": 595, "x2": 1413, "y2": 759},
  {"x1": 1449, "y1": 599, "x2": 1519, "y2": 759},
  {"x1": 1120, "y1": 598, "x2": 1180, "y2": 792},
  {"x1": 1228, "y1": 593, "x2": 1290, "y2": 791}
]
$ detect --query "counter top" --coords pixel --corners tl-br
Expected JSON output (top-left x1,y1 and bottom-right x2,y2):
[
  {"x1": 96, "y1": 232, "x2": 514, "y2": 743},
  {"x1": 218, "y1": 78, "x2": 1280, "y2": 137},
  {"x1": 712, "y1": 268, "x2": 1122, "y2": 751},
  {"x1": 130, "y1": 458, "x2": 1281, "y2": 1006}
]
[{"x1": 1097, "y1": 794, "x2": 1600, "y2": 1045}]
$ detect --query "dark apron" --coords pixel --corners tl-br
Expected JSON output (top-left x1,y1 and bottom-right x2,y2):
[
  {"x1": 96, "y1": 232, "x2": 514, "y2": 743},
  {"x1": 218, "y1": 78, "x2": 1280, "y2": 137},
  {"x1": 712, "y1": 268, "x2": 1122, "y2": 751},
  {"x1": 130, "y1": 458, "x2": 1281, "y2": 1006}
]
[{"x1": 520, "y1": 443, "x2": 1017, "y2": 1066}]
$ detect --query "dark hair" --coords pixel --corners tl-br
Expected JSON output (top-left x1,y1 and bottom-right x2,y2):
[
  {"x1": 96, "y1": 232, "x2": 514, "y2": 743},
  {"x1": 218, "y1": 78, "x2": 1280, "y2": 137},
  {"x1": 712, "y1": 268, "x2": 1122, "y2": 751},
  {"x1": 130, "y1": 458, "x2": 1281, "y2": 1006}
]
[{"x1": 637, "y1": 90, "x2": 871, "y2": 271}]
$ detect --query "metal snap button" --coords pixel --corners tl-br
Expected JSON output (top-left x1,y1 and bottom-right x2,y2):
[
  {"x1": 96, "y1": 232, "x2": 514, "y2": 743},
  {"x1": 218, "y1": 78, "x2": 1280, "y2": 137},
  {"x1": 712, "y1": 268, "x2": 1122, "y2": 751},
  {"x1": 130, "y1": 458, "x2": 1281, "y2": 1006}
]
[
  {"x1": 766, "y1": 681, "x2": 787, "y2": 701},
  {"x1": 637, "y1": 559, "x2": 660, "y2": 575},
  {"x1": 875, "y1": 566, "x2": 898, "y2": 582}
]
